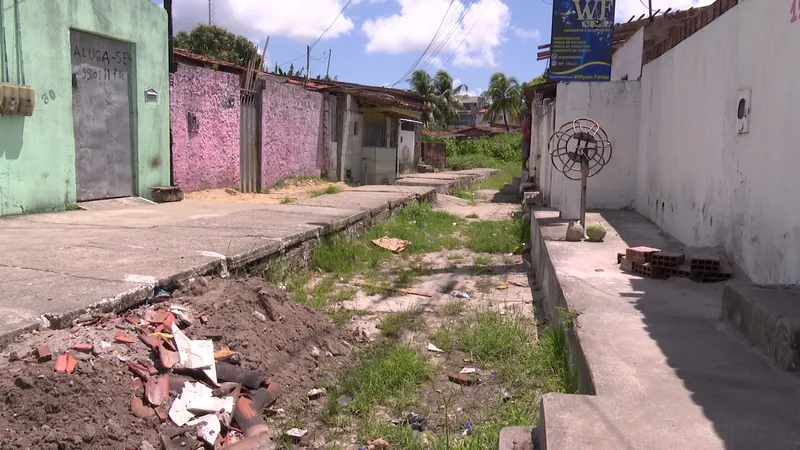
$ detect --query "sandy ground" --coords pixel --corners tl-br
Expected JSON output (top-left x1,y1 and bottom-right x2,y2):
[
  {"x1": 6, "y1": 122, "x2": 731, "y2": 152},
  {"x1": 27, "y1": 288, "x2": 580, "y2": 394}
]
[{"x1": 185, "y1": 179, "x2": 351, "y2": 204}]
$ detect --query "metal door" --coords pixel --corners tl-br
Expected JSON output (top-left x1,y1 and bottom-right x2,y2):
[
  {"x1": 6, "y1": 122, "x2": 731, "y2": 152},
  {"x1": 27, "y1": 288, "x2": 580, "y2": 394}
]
[
  {"x1": 239, "y1": 90, "x2": 261, "y2": 192},
  {"x1": 397, "y1": 120, "x2": 416, "y2": 174},
  {"x1": 71, "y1": 30, "x2": 134, "y2": 201}
]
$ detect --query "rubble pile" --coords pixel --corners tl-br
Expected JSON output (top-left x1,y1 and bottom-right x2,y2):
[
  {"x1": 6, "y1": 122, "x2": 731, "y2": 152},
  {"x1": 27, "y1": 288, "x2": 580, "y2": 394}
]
[
  {"x1": 1, "y1": 278, "x2": 354, "y2": 450},
  {"x1": 618, "y1": 247, "x2": 732, "y2": 282}
]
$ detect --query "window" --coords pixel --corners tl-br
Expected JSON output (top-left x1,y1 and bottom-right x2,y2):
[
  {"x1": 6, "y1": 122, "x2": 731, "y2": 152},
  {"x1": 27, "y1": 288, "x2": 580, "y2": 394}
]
[
  {"x1": 400, "y1": 121, "x2": 415, "y2": 131},
  {"x1": 363, "y1": 114, "x2": 386, "y2": 147},
  {"x1": 353, "y1": 121, "x2": 359, "y2": 136}
]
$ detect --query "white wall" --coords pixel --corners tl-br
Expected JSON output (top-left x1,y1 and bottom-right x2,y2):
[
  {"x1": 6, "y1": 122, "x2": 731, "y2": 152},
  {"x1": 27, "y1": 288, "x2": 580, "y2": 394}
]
[
  {"x1": 552, "y1": 81, "x2": 640, "y2": 218},
  {"x1": 532, "y1": 100, "x2": 556, "y2": 204},
  {"x1": 636, "y1": 0, "x2": 799, "y2": 284},
  {"x1": 611, "y1": 27, "x2": 644, "y2": 81}
]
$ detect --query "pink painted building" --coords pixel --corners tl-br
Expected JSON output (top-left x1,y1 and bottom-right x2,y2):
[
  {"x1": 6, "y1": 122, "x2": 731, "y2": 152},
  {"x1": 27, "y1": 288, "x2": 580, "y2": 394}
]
[
  {"x1": 261, "y1": 79, "x2": 326, "y2": 187},
  {"x1": 170, "y1": 62, "x2": 241, "y2": 192}
]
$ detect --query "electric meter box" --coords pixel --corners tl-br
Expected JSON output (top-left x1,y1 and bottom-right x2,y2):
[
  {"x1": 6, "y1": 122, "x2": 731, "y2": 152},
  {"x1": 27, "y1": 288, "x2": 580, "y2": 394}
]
[
  {"x1": 17, "y1": 85, "x2": 35, "y2": 116},
  {"x1": 0, "y1": 83, "x2": 19, "y2": 115}
]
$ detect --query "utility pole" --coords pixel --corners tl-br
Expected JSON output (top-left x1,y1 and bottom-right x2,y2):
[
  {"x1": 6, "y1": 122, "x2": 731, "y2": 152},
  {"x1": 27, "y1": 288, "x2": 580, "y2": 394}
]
[
  {"x1": 208, "y1": 0, "x2": 214, "y2": 25},
  {"x1": 306, "y1": 45, "x2": 310, "y2": 82},
  {"x1": 165, "y1": 0, "x2": 175, "y2": 73},
  {"x1": 326, "y1": 49, "x2": 332, "y2": 79},
  {"x1": 648, "y1": 0, "x2": 653, "y2": 21}
]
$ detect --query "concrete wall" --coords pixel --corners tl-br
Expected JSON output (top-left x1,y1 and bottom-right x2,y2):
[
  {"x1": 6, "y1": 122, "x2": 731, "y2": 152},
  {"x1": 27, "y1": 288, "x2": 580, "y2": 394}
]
[
  {"x1": 552, "y1": 81, "x2": 640, "y2": 218},
  {"x1": 532, "y1": 100, "x2": 556, "y2": 202},
  {"x1": 0, "y1": 0, "x2": 169, "y2": 215},
  {"x1": 635, "y1": 1, "x2": 800, "y2": 285},
  {"x1": 611, "y1": 27, "x2": 644, "y2": 81},
  {"x1": 261, "y1": 79, "x2": 325, "y2": 187},
  {"x1": 170, "y1": 63, "x2": 240, "y2": 192}
]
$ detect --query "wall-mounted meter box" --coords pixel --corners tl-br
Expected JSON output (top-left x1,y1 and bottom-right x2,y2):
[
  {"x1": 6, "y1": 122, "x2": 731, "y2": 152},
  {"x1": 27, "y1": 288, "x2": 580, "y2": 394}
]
[
  {"x1": 1, "y1": 83, "x2": 19, "y2": 115},
  {"x1": 17, "y1": 86, "x2": 35, "y2": 116}
]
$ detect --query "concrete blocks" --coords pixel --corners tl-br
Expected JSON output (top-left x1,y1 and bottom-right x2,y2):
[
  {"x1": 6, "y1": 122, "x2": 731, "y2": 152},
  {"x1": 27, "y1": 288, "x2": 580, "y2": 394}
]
[
  {"x1": 722, "y1": 284, "x2": 800, "y2": 372},
  {"x1": 498, "y1": 426, "x2": 534, "y2": 450}
]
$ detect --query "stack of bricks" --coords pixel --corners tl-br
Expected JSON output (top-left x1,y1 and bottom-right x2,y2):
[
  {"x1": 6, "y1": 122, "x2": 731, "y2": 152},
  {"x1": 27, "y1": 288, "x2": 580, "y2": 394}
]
[
  {"x1": 618, "y1": 247, "x2": 732, "y2": 283},
  {"x1": 689, "y1": 255, "x2": 733, "y2": 282}
]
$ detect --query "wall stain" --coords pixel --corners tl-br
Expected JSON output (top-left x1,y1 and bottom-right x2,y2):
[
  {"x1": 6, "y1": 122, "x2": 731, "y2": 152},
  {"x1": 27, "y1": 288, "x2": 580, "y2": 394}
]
[{"x1": 150, "y1": 155, "x2": 162, "y2": 168}]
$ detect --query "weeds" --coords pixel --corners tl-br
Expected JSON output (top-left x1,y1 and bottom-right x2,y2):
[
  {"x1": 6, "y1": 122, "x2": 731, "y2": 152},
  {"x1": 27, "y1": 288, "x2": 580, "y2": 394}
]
[
  {"x1": 329, "y1": 308, "x2": 369, "y2": 325},
  {"x1": 443, "y1": 300, "x2": 466, "y2": 316},
  {"x1": 474, "y1": 165, "x2": 520, "y2": 190},
  {"x1": 464, "y1": 220, "x2": 522, "y2": 254},
  {"x1": 310, "y1": 185, "x2": 343, "y2": 197},
  {"x1": 280, "y1": 196, "x2": 294, "y2": 204},
  {"x1": 474, "y1": 255, "x2": 492, "y2": 266},
  {"x1": 366, "y1": 203, "x2": 462, "y2": 254},
  {"x1": 378, "y1": 309, "x2": 423, "y2": 338},
  {"x1": 466, "y1": 212, "x2": 480, "y2": 219}
]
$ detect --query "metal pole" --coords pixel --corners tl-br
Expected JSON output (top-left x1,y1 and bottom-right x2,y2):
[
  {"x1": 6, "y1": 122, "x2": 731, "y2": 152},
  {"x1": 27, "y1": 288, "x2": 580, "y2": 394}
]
[
  {"x1": 326, "y1": 49, "x2": 331, "y2": 78},
  {"x1": 580, "y1": 158, "x2": 588, "y2": 230},
  {"x1": 648, "y1": 0, "x2": 653, "y2": 20},
  {"x1": 306, "y1": 45, "x2": 310, "y2": 82}
]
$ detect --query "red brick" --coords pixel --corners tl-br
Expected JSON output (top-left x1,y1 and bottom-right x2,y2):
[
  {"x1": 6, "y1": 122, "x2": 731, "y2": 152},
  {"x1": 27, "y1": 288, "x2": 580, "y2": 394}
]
[
  {"x1": 448, "y1": 373, "x2": 477, "y2": 386},
  {"x1": 115, "y1": 331, "x2": 135, "y2": 344},
  {"x1": 65, "y1": 354, "x2": 77, "y2": 373},
  {"x1": 620, "y1": 257, "x2": 634, "y2": 273},
  {"x1": 54, "y1": 354, "x2": 68, "y2": 373},
  {"x1": 36, "y1": 346, "x2": 52, "y2": 362},
  {"x1": 626, "y1": 246, "x2": 661, "y2": 264},
  {"x1": 72, "y1": 343, "x2": 93, "y2": 353}
]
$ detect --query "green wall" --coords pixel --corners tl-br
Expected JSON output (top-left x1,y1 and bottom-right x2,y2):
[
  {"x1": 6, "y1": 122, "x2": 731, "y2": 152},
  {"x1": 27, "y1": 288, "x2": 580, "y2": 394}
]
[{"x1": 0, "y1": 0, "x2": 169, "y2": 215}]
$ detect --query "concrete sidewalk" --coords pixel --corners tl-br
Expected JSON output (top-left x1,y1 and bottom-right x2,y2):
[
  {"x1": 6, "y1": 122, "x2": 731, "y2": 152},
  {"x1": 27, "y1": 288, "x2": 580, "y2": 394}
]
[
  {"x1": 531, "y1": 210, "x2": 800, "y2": 450},
  {"x1": 0, "y1": 169, "x2": 494, "y2": 346}
]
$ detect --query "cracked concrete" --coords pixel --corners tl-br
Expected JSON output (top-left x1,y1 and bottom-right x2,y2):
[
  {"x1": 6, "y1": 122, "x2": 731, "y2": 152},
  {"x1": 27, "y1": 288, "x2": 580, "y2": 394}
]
[{"x1": 0, "y1": 170, "x2": 495, "y2": 347}]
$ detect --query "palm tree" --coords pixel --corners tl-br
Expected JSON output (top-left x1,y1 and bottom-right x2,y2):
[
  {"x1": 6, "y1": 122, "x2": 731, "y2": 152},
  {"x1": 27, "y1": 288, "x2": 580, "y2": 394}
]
[
  {"x1": 432, "y1": 70, "x2": 468, "y2": 128},
  {"x1": 483, "y1": 72, "x2": 522, "y2": 131},
  {"x1": 407, "y1": 70, "x2": 439, "y2": 125}
]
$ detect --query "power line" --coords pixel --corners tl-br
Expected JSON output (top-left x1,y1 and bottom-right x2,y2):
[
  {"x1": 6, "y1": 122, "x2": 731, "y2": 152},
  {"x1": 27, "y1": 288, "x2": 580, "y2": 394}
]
[
  {"x1": 419, "y1": 0, "x2": 476, "y2": 71},
  {"x1": 442, "y1": 11, "x2": 481, "y2": 67},
  {"x1": 390, "y1": 0, "x2": 457, "y2": 87},
  {"x1": 276, "y1": 0, "x2": 352, "y2": 69}
]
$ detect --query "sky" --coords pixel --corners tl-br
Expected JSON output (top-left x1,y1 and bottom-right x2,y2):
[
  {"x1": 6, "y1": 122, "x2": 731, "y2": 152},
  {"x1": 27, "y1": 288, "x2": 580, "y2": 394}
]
[{"x1": 153, "y1": 0, "x2": 713, "y2": 96}]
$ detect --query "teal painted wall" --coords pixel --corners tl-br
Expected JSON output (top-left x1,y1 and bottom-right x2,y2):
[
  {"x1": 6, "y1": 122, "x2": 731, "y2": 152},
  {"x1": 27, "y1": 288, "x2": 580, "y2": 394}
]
[{"x1": 0, "y1": 0, "x2": 169, "y2": 215}]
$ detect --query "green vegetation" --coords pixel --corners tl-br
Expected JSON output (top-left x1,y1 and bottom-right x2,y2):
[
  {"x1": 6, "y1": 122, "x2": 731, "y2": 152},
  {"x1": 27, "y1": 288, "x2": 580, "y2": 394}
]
[
  {"x1": 309, "y1": 185, "x2": 343, "y2": 197},
  {"x1": 444, "y1": 133, "x2": 522, "y2": 170},
  {"x1": 175, "y1": 24, "x2": 261, "y2": 68},
  {"x1": 464, "y1": 220, "x2": 523, "y2": 254},
  {"x1": 466, "y1": 212, "x2": 480, "y2": 219},
  {"x1": 279, "y1": 196, "x2": 294, "y2": 204},
  {"x1": 483, "y1": 72, "x2": 523, "y2": 132},
  {"x1": 407, "y1": 69, "x2": 468, "y2": 129},
  {"x1": 378, "y1": 309, "x2": 424, "y2": 338},
  {"x1": 474, "y1": 165, "x2": 519, "y2": 190},
  {"x1": 443, "y1": 299, "x2": 467, "y2": 316},
  {"x1": 324, "y1": 345, "x2": 433, "y2": 419}
]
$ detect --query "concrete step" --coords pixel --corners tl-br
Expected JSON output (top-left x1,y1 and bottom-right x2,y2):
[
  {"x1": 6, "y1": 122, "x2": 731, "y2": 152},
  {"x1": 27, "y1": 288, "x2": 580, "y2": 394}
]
[
  {"x1": 722, "y1": 283, "x2": 800, "y2": 371},
  {"x1": 498, "y1": 426, "x2": 535, "y2": 450}
]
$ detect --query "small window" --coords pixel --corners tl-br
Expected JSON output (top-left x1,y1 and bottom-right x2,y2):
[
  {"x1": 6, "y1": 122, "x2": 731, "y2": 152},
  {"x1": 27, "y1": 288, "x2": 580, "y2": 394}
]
[
  {"x1": 353, "y1": 122, "x2": 359, "y2": 136},
  {"x1": 400, "y1": 121, "x2": 415, "y2": 131}
]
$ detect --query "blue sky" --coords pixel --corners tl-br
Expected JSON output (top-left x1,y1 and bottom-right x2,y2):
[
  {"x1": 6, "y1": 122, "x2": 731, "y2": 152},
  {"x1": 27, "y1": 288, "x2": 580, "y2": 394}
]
[{"x1": 156, "y1": 0, "x2": 710, "y2": 95}]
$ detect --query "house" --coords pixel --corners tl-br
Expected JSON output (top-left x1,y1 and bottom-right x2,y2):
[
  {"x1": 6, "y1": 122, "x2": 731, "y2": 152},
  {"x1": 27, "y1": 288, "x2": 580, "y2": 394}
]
[
  {"x1": 452, "y1": 95, "x2": 489, "y2": 127},
  {"x1": 169, "y1": 51, "x2": 428, "y2": 192},
  {"x1": 0, "y1": 0, "x2": 170, "y2": 216}
]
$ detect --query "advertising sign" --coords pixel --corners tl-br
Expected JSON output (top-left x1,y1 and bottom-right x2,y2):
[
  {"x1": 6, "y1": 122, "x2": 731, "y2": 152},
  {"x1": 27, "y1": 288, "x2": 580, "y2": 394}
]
[{"x1": 548, "y1": 0, "x2": 616, "y2": 82}]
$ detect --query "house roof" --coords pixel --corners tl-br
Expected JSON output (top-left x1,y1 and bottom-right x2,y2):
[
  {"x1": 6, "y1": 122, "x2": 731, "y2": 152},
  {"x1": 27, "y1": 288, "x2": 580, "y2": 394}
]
[
  {"x1": 172, "y1": 48, "x2": 427, "y2": 112},
  {"x1": 424, "y1": 126, "x2": 508, "y2": 139}
]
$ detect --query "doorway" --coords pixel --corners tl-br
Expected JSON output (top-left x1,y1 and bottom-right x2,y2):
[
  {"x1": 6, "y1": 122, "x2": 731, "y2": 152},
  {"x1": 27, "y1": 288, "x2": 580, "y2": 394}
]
[{"x1": 70, "y1": 30, "x2": 134, "y2": 201}]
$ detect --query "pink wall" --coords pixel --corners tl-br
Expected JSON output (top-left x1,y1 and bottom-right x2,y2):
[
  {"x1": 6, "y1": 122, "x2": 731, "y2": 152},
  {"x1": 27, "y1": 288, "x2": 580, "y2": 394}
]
[
  {"x1": 261, "y1": 80, "x2": 325, "y2": 186},
  {"x1": 170, "y1": 63, "x2": 241, "y2": 192}
]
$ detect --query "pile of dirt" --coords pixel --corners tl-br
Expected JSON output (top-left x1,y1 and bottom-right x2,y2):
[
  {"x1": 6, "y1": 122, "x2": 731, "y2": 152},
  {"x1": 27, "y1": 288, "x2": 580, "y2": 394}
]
[{"x1": 0, "y1": 277, "x2": 354, "y2": 450}]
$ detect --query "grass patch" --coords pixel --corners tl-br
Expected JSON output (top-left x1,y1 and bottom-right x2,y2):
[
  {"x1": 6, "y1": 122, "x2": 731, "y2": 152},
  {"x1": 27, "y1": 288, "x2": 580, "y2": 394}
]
[
  {"x1": 279, "y1": 196, "x2": 294, "y2": 204},
  {"x1": 450, "y1": 187, "x2": 476, "y2": 202},
  {"x1": 474, "y1": 255, "x2": 492, "y2": 266},
  {"x1": 309, "y1": 185, "x2": 343, "y2": 197},
  {"x1": 325, "y1": 345, "x2": 433, "y2": 418},
  {"x1": 272, "y1": 174, "x2": 322, "y2": 190},
  {"x1": 466, "y1": 212, "x2": 480, "y2": 219},
  {"x1": 474, "y1": 277, "x2": 494, "y2": 293},
  {"x1": 393, "y1": 262, "x2": 434, "y2": 288},
  {"x1": 366, "y1": 203, "x2": 463, "y2": 254},
  {"x1": 443, "y1": 299, "x2": 466, "y2": 316},
  {"x1": 474, "y1": 164, "x2": 519, "y2": 190},
  {"x1": 464, "y1": 220, "x2": 523, "y2": 254},
  {"x1": 329, "y1": 307, "x2": 369, "y2": 325},
  {"x1": 312, "y1": 235, "x2": 383, "y2": 276},
  {"x1": 378, "y1": 309, "x2": 423, "y2": 338}
]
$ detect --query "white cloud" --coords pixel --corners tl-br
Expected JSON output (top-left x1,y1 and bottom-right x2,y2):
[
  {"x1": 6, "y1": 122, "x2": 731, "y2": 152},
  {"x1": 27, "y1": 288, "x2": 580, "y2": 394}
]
[
  {"x1": 362, "y1": 0, "x2": 511, "y2": 68},
  {"x1": 172, "y1": 0, "x2": 354, "y2": 42},
  {"x1": 511, "y1": 26, "x2": 540, "y2": 40},
  {"x1": 615, "y1": 0, "x2": 715, "y2": 22}
]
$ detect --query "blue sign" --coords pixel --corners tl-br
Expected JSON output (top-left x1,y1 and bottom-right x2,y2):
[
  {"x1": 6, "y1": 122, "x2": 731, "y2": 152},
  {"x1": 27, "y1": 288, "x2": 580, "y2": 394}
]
[{"x1": 548, "y1": 0, "x2": 615, "y2": 82}]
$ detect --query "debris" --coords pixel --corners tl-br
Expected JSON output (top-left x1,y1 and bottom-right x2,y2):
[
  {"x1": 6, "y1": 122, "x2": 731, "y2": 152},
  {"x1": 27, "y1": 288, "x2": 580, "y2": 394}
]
[
  {"x1": 126, "y1": 315, "x2": 143, "y2": 326},
  {"x1": 448, "y1": 372, "x2": 477, "y2": 386},
  {"x1": 496, "y1": 285, "x2": 509, "y2": 290},
  {"x1": 72, "y1": 343, "x2": 93, "y2": 353},
  {"x1": 508, "y1": 281, "x2": 528, "y2": 288},
  {"x1": 187, "y1": 396, "x2": 234, "y2": 414},
  {"x1": 307, "y1": 388, "x2": 326, "y2": 399},
  {"x1": 257, "y1": 290, "x2": 276, "y2": 321},
  {"x1": 427, "y1": 343, "x2": 445, "y2": 353},
  {"x1": 366, "y1": 438, "x2": 390, "y2": 450},
  {"x1": 406, "y1": 412, "x2": 427, "y2": 431},
  {"x1": 396, "y1": 288, "x2": 432, "y2": 297},
  {"x1": 286, "y1": 428, "x2": 308, "y2": 439},
  {"x1": 169, "y1": 381, "x2": 212, "y2": 427},
  {"x1": 172, "y1": 324, "x2": 217, "y2": 384},
  {"x1": 452, "y1": 291, "x2": 470, "y2": 299},
  {"x1": 459, "y1": 367, "x2": 478, "y2": 375},
  {"x1": 65, "y1": 354, "x2": 78, "y2": 373},
  {"x1": 154, "y1": 288, "x2": 170, "y2": 300},
  {"x1": 115, "y1": 331, "x2": 135, "y2": 344},
  {"x1": 233, "y1": 396, "x2": 269, "y2": 437},
  {"x1": 371, "y1": 236, "x2": 412, "y2": 253},
  {"x1": 55, "y1": 354, "x2": 77, "y2": 373},
  {"x1": 131, "y1": 396, "x2": 155, "y2": 419},
  {"x1": 145, "y1": 310, "x2": 170, "y2": 325},
  {"x1": 311, "y1": 346, "x2": 321, "y2": 358},
  {"x1": 140, "y1": 440, "x2": 157, "y2": 450},
  {"x1": 186, "y1": 414, "x2": 221, "y2": 446},
  {"x1": 214, "y1": 347, "x2": 235, "y2": 361},
  {"x1": 461, "y1": 423, "x2": 474, "y2": 436},
  {"x1": 36, "y1": 345, "x2": 52, "y2": 362},
  {"x1": 159, "y1": 344, "x2": 180, "y2": 370},
  {"x1": 585, "y1": 222, "x2": 607, "y2": 242},
  {"x1": 14, "y1": 376, "x2": 34, "y2": 390},
  {"x1": 145, "y1": 377, "x2": 170, "y2": 406},
  {"x1": 128, "y1": 361, "x2": 151, "y2": 380},
  {"x1": 222, "y1": 433, "x2": 274, "y2": 450},
  {"x1": 170, "y1": 307, "x2": 194, "y2": 327},
  {"x1": 252, "y1": 310, "x2": 267, "y2": 322},
  {"x1": 216, "y1": 362, "x2": 269, "y2": 390}
]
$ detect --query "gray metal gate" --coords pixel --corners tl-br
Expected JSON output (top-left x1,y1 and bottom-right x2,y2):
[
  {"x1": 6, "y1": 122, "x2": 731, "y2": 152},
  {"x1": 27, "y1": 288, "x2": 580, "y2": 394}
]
[
  {"x1": 239, "y1": 86, "x2": 262, "y2": 192},
  {"x1": 71, "y1": 30, "x2": 134, "y2": 201}
]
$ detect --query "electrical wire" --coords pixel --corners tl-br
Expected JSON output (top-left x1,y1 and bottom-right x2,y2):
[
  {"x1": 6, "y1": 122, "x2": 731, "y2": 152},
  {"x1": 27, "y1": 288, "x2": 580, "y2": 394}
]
[
  {"x1": 13, "y1": 0, "x2": 23, "y2": 85},
  {"x1": 277, "y1": 0, "x2": 352, "y2": 69},
  {"x1": 390, "y1": 0, "x2": 457, "y2": 87},
  {"x1": 0, "y1": 0, "x2": 9, "y2": 83},
  {"x1": 442, "y1": 10, "x2": 481, "y2": 67},
  {"x1": 419, "y1": 0, "x2": 475, "y2": 71}
]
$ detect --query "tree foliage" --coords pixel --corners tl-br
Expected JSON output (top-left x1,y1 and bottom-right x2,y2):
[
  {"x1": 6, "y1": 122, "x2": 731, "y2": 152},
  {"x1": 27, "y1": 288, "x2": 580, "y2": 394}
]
[
  {"x1": 175, "y1": 25, "x2": 261, "y2": 68},
  {"x1": 483, "y1": 72, "x2": 522, "y2": 132},
  {"x1": 272, "y1": 63, "x2": 305, "y2": 78},
  {"x1": 407, "y1": 69, "x2": 468, "y2": 129}
]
